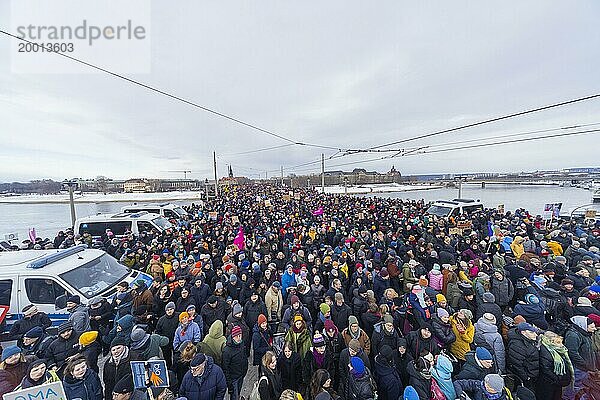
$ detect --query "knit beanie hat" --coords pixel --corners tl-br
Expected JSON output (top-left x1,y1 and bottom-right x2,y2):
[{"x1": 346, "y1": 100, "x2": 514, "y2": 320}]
[
  {"x1": 233, "y1": 303, "x2": 243, "y2": 315},
  {"x1": 79, "y1": 331, "x2": 99, "y2": 347},
  {"x1": 379, "y1": 344, "x2": 394, "y2": 364},
  {"x1": 1, "y1": 345, "x2": 21, "y2": 362},
  {"x1": 482, "y1": 313, "x2": 497, "y2": 325},
  {"x1": 482, "y1": 292, "x2": 495, "y2": 303},
  {"x1": 312, "y1": 334, "x2": 326, "y2": 348},
  {"x1": 231, "y1": 325, "x2": 242, "y2": 337},
  {"x1": 257, "y1": 314, "x2": 267, "y2": 325},
  {"x1": 436, "y1": 294, "x2": 447, "y2": 303},
  {"x1": 190, "y1": 353, "x2": 206, "y2": 367},
  {"x1": 484, "y1": 374, "x2": 505, "y2": 394},
  {"x1": 179, "y1": 311, "x2": 190, "y2": 322},
  {"x1": 111, "y1": 336, "x2": 127, "y2": 348},
  {"x1": 348, "y1": 339, "x2": 361, "y2": 353},
  {"x1": 437, "y1": 308, "x2": 449, "y2": 319},
  {"x1": 403, "y1": 386, "x2": 419, "y2": 400},
  {"x1": 24, "y1": 326, "x2": 44, "y2": 339},
  {"x1": 350, "y1": 356, "x2": 365, "y2": 376},
  {"x1": 320, "y1": 303, "x2": 330, "y2": 315},
  {"x1": 165, "y1": 302, "x2": 176, "y2": 311},
  {"x1": 348, "y1": 315, "x2": 359, "y2": 326},
  {"x1": 383, "y1": 314, "x2": 394, "y2": 324},
  {"x1": 324, "y1": 319, "x2": 337, "y2": 332},
  {"x1": 476, "y1": 346, "x2": 493, "y2": 361},
  {"x1": 58, "y1": 321, "x2": 74, "y2": 334}
]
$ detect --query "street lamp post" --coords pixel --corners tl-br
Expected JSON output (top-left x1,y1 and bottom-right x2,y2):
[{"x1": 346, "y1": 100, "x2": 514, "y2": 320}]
[
  {"x1": 204, "y1": 178, "x2": 209, "y2": 200},
  {"x1": 344, "y1": 177, "x2": 348, "y2": 195},
  {"x1": 62, "y1": 180, "x2": 78, "y2": 227}
]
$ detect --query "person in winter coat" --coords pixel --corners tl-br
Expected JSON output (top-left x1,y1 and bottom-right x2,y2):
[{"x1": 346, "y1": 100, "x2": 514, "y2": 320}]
[
  {"x1": 456, "y1": 347, "x2": 496, "y2": 381},
  {"x1": 252, "y1": 314, "x2": 273, "y2": 365},
  {"x1": 21, "y1": 327, "x2": 53, "y2": 360},
  {"x1": 431, "y1": 353, "x2": 456, "y2": 400},
  {"x1": 514, "y1": 293, "x2": 548, "y2": 330},
  {"x1": 454, "y1": 374, "x2": 511, "y2": 400},
  {"x1": 345, "y1": 356, "x2": 375, "y2": 400},
  {"x1": 490, "y1": 269, "x2": 514, "y2": 310},
  {"x1": 104, "y1": 314, "x2": 135, "y2": 348},
  {"x1": 179, "y1": 353, "x2": 227, "y2": 400},
  {"x1": 200, "y1": 296, "x2": 230, "y2": 337},
  {"x1": 536, "y1": 331, "x2": 574, "y2": 400},
  {"x1": 199, "y1": 320, "x2": 227, "y2": 366},
  {"x1": 102, "y1": 338, "x2": 131, "y2": 400},
  {"x1": 155, "y1": 302, "x2": 179, "y2": 368},
  {"x1": 173, "y1": 311, "x2": 202, "y2": 350},
  {"x1": 265, "y1": 282, "x2": 284, "y2": 323},
  {"x1": 45, "y1": 321, "x2": 80, "y2": 372},
  {"x1": 77, "y1": 331, "x2": 102, "y2": 373},
  {"x1": 371, "y1": 314, "x2": 403, "y2": 357},
  {"x1": 308, "y1": 368, "x2": 337, "y2": 400},
  {"x1": 406, "y1": 356, "x2": 432, "y2": 400},
  {"x1": 476, "y1": 292, "x2": 503, "y2": 329},
  {"x1": 473, "y1": 313, "x2": 506, "y2": 372},
  {"x1": 341, "y1": 315, "x2": 371, "y2": 356},
  {"x1": 0, "y1": 346, "x2": 30, "y2": 397},
  {"x1": 338, "y1": 339, "x2": 371, "y2": 396},
  {"x1": 8, "y1": 305, "x2": 51, "y2": 345},
  {"x1": 244, "y1": 291, "x2": 268, "y2": 329},
  {"x1": 303, "y1": 334, "x2": 335, "y2": 386},
  {"x1": 563, "y1": 316, "x2": 598, "y2": 399},
  {"x1": 373, "y1": 345, "x2": 401, "y2": 400},
  {"x1": 66, "y1": 295, "x2": 91, "y2": 334},
  {"x1": 132, "y1": 280, "x2": 154, "y2": 314},
  {"x1": 284, "y1": 314, "x2": 313, "y2": 361},
  {"x1": 62, "y1": 356, "x2": 103, "y2": 400},
  {"x1": 405, "y1": 324, "x2": 440, "y2": 359},
  {"x1": 331, "y1": 293, "x2": 353, "y2": 333},
  {"x1": 225, "y1": 303, "x2": 250, "y2": 355},
  {"x1": 14, "y1": 359, "x2": 60, "y2": 390},
  {"x1": 222, "y1": 326, "x2": 248, "y2": 400},
  {"x1": 129, "y1": 326, "x2": 169, "y2": 360},
  {"x1": 428, "y1": 264, "x2": 444, "y2": 291},
  {"x1": 430, "y1": 308, "x2": 456, "y2": 349},
  {"x1": 258, "y1": 351, "x2": 283, "y2": 400},
  {"x1": 507, "y1": 322, "x2": 540, "y2": 391},
  {"x1": 449, "y1": 309, "x2": 474, "y2": 361},
  {"x1": 279, "y1": 342, "x2": 303, "y2": 391}
]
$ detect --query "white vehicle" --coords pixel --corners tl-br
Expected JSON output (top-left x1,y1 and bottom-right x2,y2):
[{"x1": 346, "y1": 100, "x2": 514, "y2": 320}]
[
  {"x1": 0, "y1": 245, "x2": 153, "y2": 336},
  {"x1": 121, "y1": 202, "x2": 189, "y2": 219},
  {"x1": 75, "y1": 211, "x2": 172, "y2": 238},
  {"x1": 426, "y1": 198, "x2": 484, "y2": 217}
]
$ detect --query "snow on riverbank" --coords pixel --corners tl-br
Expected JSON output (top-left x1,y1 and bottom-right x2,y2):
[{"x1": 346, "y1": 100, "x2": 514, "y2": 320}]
[
  {"x1": 321, "y1": 183, "x2": 443, "y2": 194},
  {"x1": 0, "y1": 191, "x2": 204, "y2": 204}
]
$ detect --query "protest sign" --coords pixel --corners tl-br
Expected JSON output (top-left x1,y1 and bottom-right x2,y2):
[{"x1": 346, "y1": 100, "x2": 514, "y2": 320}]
[
  {"x1": 208, "y1": 212, "x2": 218, "y2": 221},
  {"x1": 131, "y1": 360, "x2": 170, "y2": 389},
  {"x1": 4, "y1": 381, "x2": 66, "y2": 400}
]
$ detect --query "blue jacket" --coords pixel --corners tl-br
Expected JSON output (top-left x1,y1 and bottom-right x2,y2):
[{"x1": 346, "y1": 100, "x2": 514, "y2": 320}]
[
  {"x1": 63, "y1": 369, "x2": 103, "y2": 400},
  {"x1": 179, "y1": 356, "x2": 227, "y2": 400},
  {"x1": 173, "y1": 321, "x2": 202, "y2": 350}
]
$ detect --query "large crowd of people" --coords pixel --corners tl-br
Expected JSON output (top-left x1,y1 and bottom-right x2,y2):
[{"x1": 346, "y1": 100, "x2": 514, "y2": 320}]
[{"x1": 1, "y1": 184, "x2": 600, "y2": 400}]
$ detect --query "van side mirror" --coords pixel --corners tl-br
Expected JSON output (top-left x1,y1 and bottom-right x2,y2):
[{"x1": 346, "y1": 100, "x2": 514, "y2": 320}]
[{"x1": 55, "y1": 294, "x2": 67, "y2": 310}]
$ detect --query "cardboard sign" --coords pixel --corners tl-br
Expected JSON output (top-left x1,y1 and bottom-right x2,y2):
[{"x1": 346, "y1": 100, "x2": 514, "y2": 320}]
[
  {"x1": 456, "y1": 220, "x2": 472, "y2": 230},
  {"x1": 283, "y1": 195, "x2": 291, "y2": 201},
  {"x1": 449, "y1": 227, "x2": 461, "y2": 235},
  {"x1": 208, "y1": 212, "x2": 218, "y2": 221},
  {"x1": 543, "y1": 203, "x2": 562, "y2": 219},
  {"x1": 231, "y1": 216, "x2": 239, "y2": 224},
  {"x1": 585, "y1": 209, "x2": 597, "y2": 219},
  {"x1": 294, "y1": 193, "x2": 301, "y2": 201},
  {"x1": 4, "y1": 381, "x2": 66, "y2": 400},
  {"x1": 497, "y1": 204, "x2": 505, "y2": 214},
  {"x1": 264, "y1": 200, "x2": 272, "y2": 207},
  {"x1": 131, "y1": 360, "x2": 170, "y2": 389}
]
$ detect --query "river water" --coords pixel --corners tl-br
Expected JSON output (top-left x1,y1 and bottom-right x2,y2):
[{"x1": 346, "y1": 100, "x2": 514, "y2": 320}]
[{"x1": 0, "y1": 184, "x2": 595, "y2": 242}]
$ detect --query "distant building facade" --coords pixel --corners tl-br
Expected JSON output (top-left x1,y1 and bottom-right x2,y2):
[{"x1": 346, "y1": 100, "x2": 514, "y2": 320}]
[{"x1": 285, "y1": 166, "x2": 402, "y2": 187}]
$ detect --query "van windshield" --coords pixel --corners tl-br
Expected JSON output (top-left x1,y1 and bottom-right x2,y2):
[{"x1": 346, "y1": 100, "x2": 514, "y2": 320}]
[
  {"x1": 152, "y1": 216, "x2": 172, "y2": 231},
  {"x1": 174, "y1": 207, "x2": 187, "y2": 217},
  {"x1": 426, "y1": 205, "x2": 453, "y2": 217},
  {"x1": 59, "y1": 254, "x2": 130, "y2": 298}
]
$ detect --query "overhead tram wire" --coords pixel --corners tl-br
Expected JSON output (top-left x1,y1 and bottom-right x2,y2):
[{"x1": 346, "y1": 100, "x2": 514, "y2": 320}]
[
  {"x1": 285, "y1": 127, "x2": 600, "y2": 174},
  {"x1": 0, "y1": 29, "x2": 342, "y2": 152},
  {"x1": 343, "y1": 93, "x2": 600, "y2": 153}
]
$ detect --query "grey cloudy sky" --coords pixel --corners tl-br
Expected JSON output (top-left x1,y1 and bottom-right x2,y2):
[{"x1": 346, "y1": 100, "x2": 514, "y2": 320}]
[{"x1": 1, "y1": 1, "x2": 599, "y2": 182}]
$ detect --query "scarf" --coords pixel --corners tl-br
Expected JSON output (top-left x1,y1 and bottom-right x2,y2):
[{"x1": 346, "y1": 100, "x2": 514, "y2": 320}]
[
  {"x1": 112, "y1": 346, "x2": 129, "y2": 366},
  {"x1": 541, "y1": 335, "x2": 574, "y2": 379},
  {"x1": 482, "y1": 382, "x2": 502, "y2": 400},
  {"x1": 313, "y1": 349, "x2": 325, "y2": 368},
  {"x1": 350, "y1": 327, "x2": 362, "y2": 340}
]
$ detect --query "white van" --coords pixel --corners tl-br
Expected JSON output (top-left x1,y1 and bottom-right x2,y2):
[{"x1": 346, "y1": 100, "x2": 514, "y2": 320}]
[
  {"x1": 425, "y1": 198, "x2": 484, "y2": 217},
  {"x1": 121, "y1": 202, "x2": 188, "y2": 220},
  {"x1": 0, "y1": 245, "x2": 153, "y2": 336},
  {"x1": 75, "y1": 211, "x2": 172, "y2": 239}
]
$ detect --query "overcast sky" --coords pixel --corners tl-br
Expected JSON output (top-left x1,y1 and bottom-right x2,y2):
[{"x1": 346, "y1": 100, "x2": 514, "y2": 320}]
[{"x1": 1, "y1": 1, "x2": 599, "y2": 182}]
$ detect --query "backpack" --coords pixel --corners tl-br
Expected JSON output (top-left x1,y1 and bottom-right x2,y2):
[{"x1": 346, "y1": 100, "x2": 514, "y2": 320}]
[{"x1": 249, "y1": 375, "x2": 268, "y2": 400}]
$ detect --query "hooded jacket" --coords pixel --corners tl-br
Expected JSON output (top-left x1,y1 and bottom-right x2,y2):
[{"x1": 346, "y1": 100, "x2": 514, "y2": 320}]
[
  {"x1": 62, "y1": 369, "x2": 103, "y2": 400},
  {"x1": 514, "y1": 299, "x2": 548, "y2": 330},
  {"x1": 455, "y1": 351, "x2": 496, "y2": 381},
  {"x1": 199, "y1": 320, "x2": 227, "y2": 366},
  {"x1": 474, "y1": 318, "x2": 506, "y2": 372},
  {"x1": 506, "y1": 328, "x2": 540, "y2": 383},
  {"x1": 431, "y1": 354, "x2": 456, "y2": 400},
  {"x1": 564, "y1": 316, "x2": 597, "y2": 371},
  {"x1": 179, "y1": 355, "x2": 227, "y2": 400},
  {"x1": 374, "y1": 355, "x2": 401, "y2": 400},
  {"x1": 430, "y1": 315, "x2": 456, "y2": 347}
]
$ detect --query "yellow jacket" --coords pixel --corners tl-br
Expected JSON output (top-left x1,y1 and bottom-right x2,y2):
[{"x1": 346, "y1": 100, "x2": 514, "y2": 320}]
[
  {"x1": 450, "y1": 316, "x2": 474, "y2": 361},
  {"x1": 510, "y1": 236, "x2": 525, "y2": 259},
  {"x1": 547, "y1": 241, "x2": 563, "y2": 256}
]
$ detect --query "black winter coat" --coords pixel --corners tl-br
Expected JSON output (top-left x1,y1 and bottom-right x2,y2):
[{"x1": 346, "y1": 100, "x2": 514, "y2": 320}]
[
  {"x1": 373, "y1": 357, "x2": 401, "y2": 400},
  {"x1": 405, "y1": 330, "x2": 440, "y2": 359},
  {"x1": 156, "y1": 312, "x2": 180, "y2": 348},
  {"x1": 407, "y1": 361, "x2": 431, "y2": 400},
  {"x1": 564, "y1": 324, "x2": 596, "y2": 371},
  {"x1": 278, "y1": 351, "x2": 302, "y2": 391},
  {"x1": 62, "y1": 369, "x2": 103, "y2": 400},
  {"x1": 538, "y1": 343, "x2": 572, "y2": 388},
  {"x1": 331, "y1": 302, "x2": 352, "y2": 332},
  {"x1": 221, "y1": 337, "x2": 248, "y2": 386},
  {"x1": 243, "y1": 298, "x2": 268, "y2": 329},
  {"x1": 252, "y1": 324, "x2": 273, "y2": 366},
  {"x1": 45, "y1": 333, "x2": 80, "y2": 370},
  {"x1": 179, "y1": 356, "x2": 227, "y2": 400},
  {"x1": 302, "y1": 349, "x2": 335, "y2": 386},
  {"x1": 430, "y1": 315, "x2": 456, "y2": 348},
  {"x1": 455, "y1": 351, "x2": 495, "y2": 381},
  {"x1": 102, "y1": 352, "x2": 132, "y2": 400},
  {"x1": 506, "y1": 328, "x2": 540, "y2": 383},
  {"x1": 345, "y1": 369, "x2": 375, "y2": 400}
]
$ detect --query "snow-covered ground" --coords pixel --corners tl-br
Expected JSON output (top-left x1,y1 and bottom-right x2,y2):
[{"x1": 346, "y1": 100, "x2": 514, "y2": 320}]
[
  {"x1": 0, "y1": 191, "x2": 204, "y2": 204},
  {"x1": 320, "y1": 183, "x2": 443, "y2": 194}
]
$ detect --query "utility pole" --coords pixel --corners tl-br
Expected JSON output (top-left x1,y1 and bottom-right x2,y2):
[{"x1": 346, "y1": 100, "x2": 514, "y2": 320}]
[
  {"x1": 63, "y1": 180, "x2": 78, "y2": 227},
  {"x1": 213, "y1": 151, "x2": 218, "y2": 198},
  {"x1": 280, "y1": 166, "x2": 284, "y2": 187},
  {"x1": 321, "y1": 153, "x2": 325, "y2": 194}
]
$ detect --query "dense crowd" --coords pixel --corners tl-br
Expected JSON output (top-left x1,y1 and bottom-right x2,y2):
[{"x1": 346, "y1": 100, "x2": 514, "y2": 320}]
[{"x1": 1, "y1": 184, "x2": 600, "y2": 400}]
